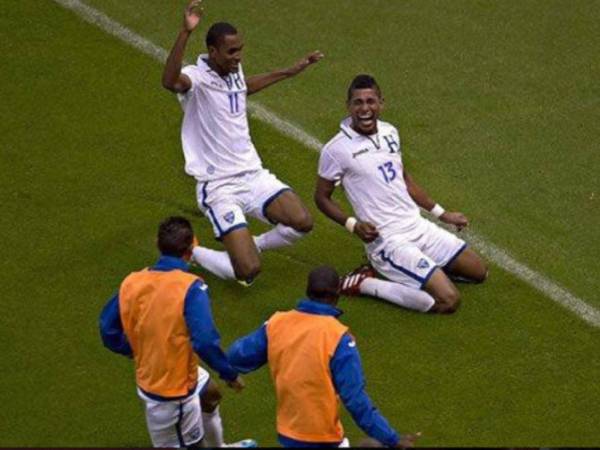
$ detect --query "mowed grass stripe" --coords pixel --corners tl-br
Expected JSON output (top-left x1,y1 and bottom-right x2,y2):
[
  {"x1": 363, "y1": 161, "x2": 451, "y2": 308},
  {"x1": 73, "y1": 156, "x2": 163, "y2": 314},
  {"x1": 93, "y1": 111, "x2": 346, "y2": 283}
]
[{"x1": 52, "y1": 0, "x2": 600, "y2": 328}]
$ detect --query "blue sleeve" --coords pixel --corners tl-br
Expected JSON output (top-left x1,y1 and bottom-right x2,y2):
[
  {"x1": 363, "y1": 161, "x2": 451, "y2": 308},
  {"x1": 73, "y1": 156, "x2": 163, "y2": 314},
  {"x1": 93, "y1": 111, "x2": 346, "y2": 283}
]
[
  {"x1": 183, "y1": 280, "x2": 239, "y2": 382},
  {"x1": 99, "y1": 294, "x2": 133, "y2": 357},
  {"x1": 330, "y1": 333, "x2": 400, "y2": 447},
  {"x1": 226, "y1": 324, "x2": 268, "y2": 373}
]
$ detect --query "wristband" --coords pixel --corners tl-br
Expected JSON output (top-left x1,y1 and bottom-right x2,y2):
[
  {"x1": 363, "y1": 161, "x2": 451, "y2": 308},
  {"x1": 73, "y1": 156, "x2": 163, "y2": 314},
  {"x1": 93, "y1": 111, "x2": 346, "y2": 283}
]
[
  {"x1": 430, "y1": 204, "x2": 445, "y2": 218},
  {"x1": 345, "y1": 217, "x2": 357, "y2": 233}
]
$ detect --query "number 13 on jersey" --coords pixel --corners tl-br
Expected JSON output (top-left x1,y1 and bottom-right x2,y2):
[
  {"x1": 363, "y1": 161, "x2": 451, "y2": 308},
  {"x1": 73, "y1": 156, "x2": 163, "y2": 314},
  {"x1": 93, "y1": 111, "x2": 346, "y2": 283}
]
[{"x1": 378, "y1": 161, "x2": 397, "y2": 183}]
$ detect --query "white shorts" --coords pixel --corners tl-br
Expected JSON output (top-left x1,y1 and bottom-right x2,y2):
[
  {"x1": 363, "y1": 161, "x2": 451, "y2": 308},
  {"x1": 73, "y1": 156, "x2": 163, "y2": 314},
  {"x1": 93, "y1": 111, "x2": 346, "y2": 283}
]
[
  {"x1": 369, "y1": 220, "x2": 467, "y2": 289},
  {"x1": 137, "y1": 367, "x2": 210, "y2": 448},
  {"x1": 196, "y1": 169, "x2": 291, "y2": 239}
]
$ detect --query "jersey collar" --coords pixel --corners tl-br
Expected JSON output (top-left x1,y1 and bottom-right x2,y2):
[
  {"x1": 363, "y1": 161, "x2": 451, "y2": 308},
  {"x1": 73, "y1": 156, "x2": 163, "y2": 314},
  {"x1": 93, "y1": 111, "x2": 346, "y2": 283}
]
[
  {"x1": 197, "y1": 54, "x2": 211, "y2": 70},
  {"x1": 152, "y1": 255, "x2": 190, "y2": 272},
  {"x1": 296, "y1": 298, "x2": 343, "y2": 317},
  {"x1": 197, "y1": 53, "x2": 243, "y2": 79}
]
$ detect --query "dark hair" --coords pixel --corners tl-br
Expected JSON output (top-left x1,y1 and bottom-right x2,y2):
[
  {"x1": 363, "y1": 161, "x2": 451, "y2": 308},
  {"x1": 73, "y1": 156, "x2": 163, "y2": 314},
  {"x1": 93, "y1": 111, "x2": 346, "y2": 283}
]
[
  {"x1": 157, "y1": 216, "x2": 194, "y2": 257},
  {"x1": 306, "y1": 266, "x2": 340, "y2": 302},
  {"x1": 347, "y1": 74, "x2": 381, "y2": 102},
  {"x1": 206, "y1": 22, "x2": 238, "y2": 48}
]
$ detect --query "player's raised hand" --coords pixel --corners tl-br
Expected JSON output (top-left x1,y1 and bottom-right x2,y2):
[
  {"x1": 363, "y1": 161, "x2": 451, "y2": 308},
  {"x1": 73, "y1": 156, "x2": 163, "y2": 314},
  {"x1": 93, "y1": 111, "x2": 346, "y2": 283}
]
[
  {"x1": 183, "y1": 0, "x2": 203, "y2": 32},
  {"x1": 354, "y1": 221, "x2": 379, "y2": 243},
  {"x1": 440, "y1": 211, "x2": 469, "y2": 231},
  {"x1": 396, "y1": 431, "x2": 422, "y2": 448},
  {"x1": 289, "y1": 51, "x2": 325, "y2": 75},
  {"x1": 226, "y1": 375, "x2": 245, "y2": 392}
]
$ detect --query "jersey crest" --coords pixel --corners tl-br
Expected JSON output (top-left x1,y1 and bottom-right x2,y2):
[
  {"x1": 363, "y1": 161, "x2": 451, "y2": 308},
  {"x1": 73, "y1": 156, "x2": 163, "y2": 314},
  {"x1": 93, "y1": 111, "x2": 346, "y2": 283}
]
[
  {"x1": 417, "y1": 258, "x2": 430, "y2": 269},
  {"x1": 223, "y1": 211, "x2": 235, "y2": 224}
]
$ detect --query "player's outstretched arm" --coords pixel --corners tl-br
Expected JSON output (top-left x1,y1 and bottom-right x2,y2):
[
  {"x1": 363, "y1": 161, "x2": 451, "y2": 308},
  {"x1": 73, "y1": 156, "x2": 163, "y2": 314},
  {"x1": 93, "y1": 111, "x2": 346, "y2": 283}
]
[
  {"x1": 331, "y1": 333, "x2": 415, "y2": 447},
  {"x1": 184, "y1": 281, "x2": 241, "y2": 384},
  {"x1": 162, "y1": 0, "x2": 203, "y2": 93},
  {"x1": 403, "y1": 169, "x2": 468, "y2": 230},
  {"x1": 314, "y1": 176, "x2": 379, "y2": 242},
  {"x1": 246, "y1": 51, "x2": 324, "y2": 95},
  {"x1": 227, "y1": 325, "x2": 269, "y2": 374}
]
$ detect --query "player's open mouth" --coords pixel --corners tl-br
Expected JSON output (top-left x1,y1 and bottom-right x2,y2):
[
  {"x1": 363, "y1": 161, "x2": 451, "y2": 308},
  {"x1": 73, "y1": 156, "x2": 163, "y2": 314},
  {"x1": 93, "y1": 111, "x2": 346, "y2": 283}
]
[{"x1": 358, "y1": 115, "x2": 375, "y2": 127}]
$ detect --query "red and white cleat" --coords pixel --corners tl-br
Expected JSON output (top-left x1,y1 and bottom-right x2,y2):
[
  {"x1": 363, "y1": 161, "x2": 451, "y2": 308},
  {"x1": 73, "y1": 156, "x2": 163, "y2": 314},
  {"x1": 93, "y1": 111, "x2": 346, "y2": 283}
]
[{"x1": 339, "y1": 264, "x2": 377, "y2": 296}]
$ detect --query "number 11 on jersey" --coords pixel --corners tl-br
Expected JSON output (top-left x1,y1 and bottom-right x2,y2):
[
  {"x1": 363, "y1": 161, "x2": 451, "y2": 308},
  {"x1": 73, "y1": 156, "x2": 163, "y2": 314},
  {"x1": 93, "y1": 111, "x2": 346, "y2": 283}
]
[
  {"x1": 228, "y1": 93, "x2": 239, "y2": 114},
  {"x1": 378, "y1": 161, "x2": 397, "y2": 183}
]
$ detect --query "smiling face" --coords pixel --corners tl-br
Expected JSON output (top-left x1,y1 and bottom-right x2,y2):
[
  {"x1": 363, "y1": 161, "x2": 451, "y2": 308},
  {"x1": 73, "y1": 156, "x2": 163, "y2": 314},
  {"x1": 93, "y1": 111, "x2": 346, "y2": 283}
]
[
  {"x1": 208, "y1": 33, "x2": 244, "y2": 75},
  {"x1": 347, "y1": 87, "x2": 383, "y2": 135}
]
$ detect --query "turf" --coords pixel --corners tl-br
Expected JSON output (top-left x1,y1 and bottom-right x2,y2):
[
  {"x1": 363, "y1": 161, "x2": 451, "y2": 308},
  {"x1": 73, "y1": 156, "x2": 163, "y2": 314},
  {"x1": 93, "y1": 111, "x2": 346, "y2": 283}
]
[{"x1": 1, "y1": 0, "x2": 599, "y2": 446}]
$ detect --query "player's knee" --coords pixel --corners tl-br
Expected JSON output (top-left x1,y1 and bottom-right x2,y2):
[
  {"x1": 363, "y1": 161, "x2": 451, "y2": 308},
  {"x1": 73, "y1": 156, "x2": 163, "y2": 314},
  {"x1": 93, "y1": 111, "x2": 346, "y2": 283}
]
[
  {"x1": 435, "y1": 289, "x2": 461, "y2": 314},
  {"x1": 473, "y1": 263, "x2": 489, "y2": 284},
  {"x1": 234, "y1": 259, "x2": 261, "y2": 282},
  {"x1": 290, "y1": 211, "x2": 314, "y2": 233},
  {"x1": 468, "y1": 255, "x2": 488, "y2": 284}
]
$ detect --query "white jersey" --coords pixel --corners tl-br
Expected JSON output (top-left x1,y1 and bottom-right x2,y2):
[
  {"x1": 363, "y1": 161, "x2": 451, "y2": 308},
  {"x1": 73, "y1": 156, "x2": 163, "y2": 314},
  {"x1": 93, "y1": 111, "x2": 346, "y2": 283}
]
[
  {"x1": 319, "y1": 118, "x2": 423, "y2": 248},
  {"x1": 178, "y1": 55, "x2": 262, "y2": 182}
]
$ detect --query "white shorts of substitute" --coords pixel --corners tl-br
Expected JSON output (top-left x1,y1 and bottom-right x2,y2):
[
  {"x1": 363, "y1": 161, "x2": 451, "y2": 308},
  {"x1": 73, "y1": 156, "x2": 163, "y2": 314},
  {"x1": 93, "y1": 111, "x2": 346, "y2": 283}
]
[
  {"x1": 368, "y1": 219, "x2": 467, "y2": 290},
  {"x1": 136, "y1": 367, "x2": 210, "y2": 448},
  {"x1": 196, "y1": 169, "x2": 291, "y2": 239}
]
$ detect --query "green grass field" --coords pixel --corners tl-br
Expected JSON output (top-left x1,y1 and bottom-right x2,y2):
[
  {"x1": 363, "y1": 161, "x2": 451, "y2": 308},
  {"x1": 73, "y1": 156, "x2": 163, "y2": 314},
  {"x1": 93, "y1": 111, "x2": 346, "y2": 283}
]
[{"x1": 1, "y1": 0, "x2": 599, "y2": 446}]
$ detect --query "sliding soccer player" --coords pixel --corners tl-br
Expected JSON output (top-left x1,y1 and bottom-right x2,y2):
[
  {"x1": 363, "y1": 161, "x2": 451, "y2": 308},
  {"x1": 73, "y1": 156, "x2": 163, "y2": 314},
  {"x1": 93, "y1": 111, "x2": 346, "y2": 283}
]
[{"x1": 315, "y1": 75, "x2": 488, "y2": 313}]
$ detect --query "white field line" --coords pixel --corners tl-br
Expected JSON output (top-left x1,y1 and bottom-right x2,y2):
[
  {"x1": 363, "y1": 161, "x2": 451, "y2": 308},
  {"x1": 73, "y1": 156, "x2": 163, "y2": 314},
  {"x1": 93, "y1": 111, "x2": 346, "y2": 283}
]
[{"x1": 53, "y1": 0, "x2": 600, "y2": 328}]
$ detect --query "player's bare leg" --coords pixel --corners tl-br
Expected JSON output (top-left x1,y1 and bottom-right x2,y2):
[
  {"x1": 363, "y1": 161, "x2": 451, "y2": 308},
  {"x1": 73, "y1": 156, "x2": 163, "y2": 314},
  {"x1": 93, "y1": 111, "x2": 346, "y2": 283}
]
[
  {"x1": 200, "y1": 379, "x2": 222, "y2": 413},
  {"x1": 192, "y1": 228, "x2": 260, "y2": 283},
  {"x1": 194, "y1": 192, "x2": 311, "y2": 283},
  {"x1": 265, "y1": 191, "x2": 313, "y2": 231},
  {"x1": 445, "y1": 248, "x2": 488, "y2": 283},
  {"x1": 254, "y1": 191, "x2": 313, "y2": 251},
  {"x1": 200, "y1": 379, "x2": 257, "y2": 448},
  {"x1": 200, "y1": 380, "x2": 224, "y2": 447},
  {"x1": 222, "y1": 228, "x2": 261, "y2": 283},
  {"x1": 423, "y1": 269, "x2": 461, "y2": 313}
]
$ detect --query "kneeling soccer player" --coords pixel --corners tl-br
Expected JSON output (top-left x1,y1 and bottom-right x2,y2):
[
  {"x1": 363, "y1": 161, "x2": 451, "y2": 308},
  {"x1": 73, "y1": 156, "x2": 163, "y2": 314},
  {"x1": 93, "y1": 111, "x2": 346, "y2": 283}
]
[
  {"x1": 314, "y1": 74, "x2": 488, "y2": 313},
  {"x1": 162, "y1": 0, "x2": 323, "y2": 286},
  {"x1": 227, "y1": 266, "x2": 421, "y2": 448},
  {"x1": 99, "y1": 216, "x2": 256, "y2": 448}
]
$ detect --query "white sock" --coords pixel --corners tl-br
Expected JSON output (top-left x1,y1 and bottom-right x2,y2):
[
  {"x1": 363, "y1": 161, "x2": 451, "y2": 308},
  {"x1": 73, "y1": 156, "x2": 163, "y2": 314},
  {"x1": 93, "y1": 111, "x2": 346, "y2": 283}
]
[
  {"x1": 192, "y1": 247, "x2": 236, "y2": 280},
  {"x1": 254, "y1": 224, "x2": 305, "y2": 252},
  {"x1": 202, "y1": 406, "x2": 225, "y2": 447},
  {"x1": 360, "y1": 278, "x2": 435, "y2": 312}
]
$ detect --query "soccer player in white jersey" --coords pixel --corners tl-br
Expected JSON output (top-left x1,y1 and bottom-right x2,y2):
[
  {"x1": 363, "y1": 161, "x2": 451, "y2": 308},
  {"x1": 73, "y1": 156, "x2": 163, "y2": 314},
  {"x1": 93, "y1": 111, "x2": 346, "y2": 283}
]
[
  {"x1": 162, "y1": 0, "x2": 323, "y2": 284},
  {"x1": 315, "y1": 75, "x2": 488, "y2": 313}
]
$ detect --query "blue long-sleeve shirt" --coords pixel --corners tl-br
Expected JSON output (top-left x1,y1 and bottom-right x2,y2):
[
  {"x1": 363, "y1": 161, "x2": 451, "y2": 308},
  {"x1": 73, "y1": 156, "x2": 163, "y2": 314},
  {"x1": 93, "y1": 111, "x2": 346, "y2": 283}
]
[
  {"x1": 99, "y1": 255, "x2": 238, "y2": 384},
  {"x1": 227, "y1": 299, "x2": 400, "y2": 447}
]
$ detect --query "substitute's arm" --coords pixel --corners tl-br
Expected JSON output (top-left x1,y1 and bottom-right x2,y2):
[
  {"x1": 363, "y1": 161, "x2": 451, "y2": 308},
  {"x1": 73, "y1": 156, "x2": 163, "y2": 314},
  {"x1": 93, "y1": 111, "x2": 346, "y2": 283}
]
[
  {"x1": 246, "y1": 51, "x2": 324, "y2": 95},
  {"x1": 99, "y1": 294, "x2": 133, "y2": 357},
  {"x1": 226, "y1": 324, "x2": 269, "y2": 373},
  {"x1": 330, "y1": 333, "x2": 421, "y2": 448},
  {"x1": 162, "y1": 0, "x2": 203, "y2": 93},
  {"x1": 403, "y1": 169, "x2": 468, "y2": 231},
  {"x1": 183, "y1": 280, "x2": 244, "y2": 390}
]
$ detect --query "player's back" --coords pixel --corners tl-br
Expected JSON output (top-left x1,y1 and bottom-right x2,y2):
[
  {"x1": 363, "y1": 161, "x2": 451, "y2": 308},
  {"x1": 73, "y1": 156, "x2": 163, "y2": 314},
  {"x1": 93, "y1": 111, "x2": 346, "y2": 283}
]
[
  {"x1": 265, "y1": 310, "x2": 347, "y2": 442},
  {"x1": 119, "y1": 269, "x2": 200, "y2": 397}
]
